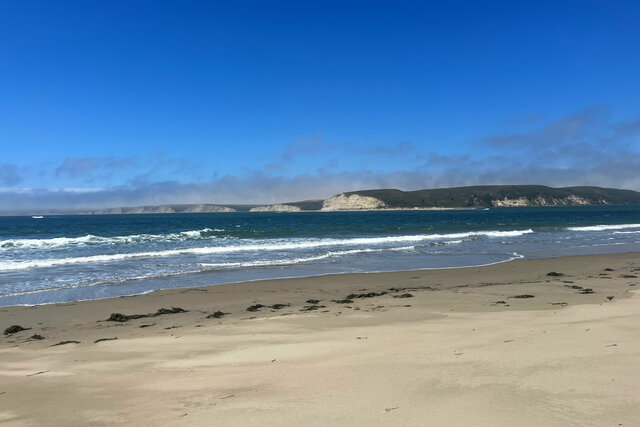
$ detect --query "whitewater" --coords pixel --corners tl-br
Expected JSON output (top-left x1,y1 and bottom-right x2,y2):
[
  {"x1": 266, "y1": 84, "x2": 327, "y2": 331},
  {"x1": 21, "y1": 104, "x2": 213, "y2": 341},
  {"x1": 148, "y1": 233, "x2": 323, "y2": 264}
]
[{"x1": 1, "y1": 206, "x2": 639, "y2": 306}]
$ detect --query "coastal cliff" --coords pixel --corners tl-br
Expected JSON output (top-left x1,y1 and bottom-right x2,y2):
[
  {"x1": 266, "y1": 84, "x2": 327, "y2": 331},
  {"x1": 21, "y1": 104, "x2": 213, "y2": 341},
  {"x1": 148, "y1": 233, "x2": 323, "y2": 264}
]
[
  {"x1": 249, "y1": 204, "x2": 302, "y2": 212},
  {"x1": 491, "y1": 195, "x2": 591, "y2": 207},
  {"x1": 75, "y1": 204, "x2": 237, "y2": 215},
  {"x1": 321, "y1": 194, "x2": 387, "y2": 211},
  {"x1": 329, "y1": 185, "x2": 640, "y2": 210}
]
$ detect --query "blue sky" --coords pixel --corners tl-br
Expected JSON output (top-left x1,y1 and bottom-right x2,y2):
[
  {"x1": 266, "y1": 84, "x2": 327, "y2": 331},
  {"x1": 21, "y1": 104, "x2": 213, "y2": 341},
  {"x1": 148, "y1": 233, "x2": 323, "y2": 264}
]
[{"x1": 1, "y1": 0, "x2": 639, "y2": 209}]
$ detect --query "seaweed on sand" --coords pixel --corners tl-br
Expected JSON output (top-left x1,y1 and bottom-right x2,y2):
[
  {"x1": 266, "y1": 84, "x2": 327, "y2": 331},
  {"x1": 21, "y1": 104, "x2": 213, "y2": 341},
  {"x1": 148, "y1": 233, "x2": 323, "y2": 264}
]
[
  {"x1": 393, "y1": 293, "x2": 414, "y2": 298},
  {"x1": 107, "y1": 307, "x2": 188, "y2": 322},
  {"x1": 207, "y1": 311, "x2": 227, "y2": 318},
  {"x1": 4, "y1": 325, "x2": 30, "y2": 335}
]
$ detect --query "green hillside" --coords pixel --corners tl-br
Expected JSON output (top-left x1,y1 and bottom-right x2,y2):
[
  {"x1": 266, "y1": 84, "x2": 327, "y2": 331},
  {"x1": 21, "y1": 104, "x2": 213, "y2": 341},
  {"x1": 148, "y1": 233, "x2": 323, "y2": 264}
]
[{"x1": 340, "y1": 185, "x2": 640, "y2": 208}]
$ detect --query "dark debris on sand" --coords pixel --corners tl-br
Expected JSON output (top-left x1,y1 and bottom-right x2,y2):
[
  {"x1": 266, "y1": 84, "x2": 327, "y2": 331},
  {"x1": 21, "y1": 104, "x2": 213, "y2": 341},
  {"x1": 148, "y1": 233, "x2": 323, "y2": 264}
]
[
  {"x1": 300, "y1": 305, "x2": 326, "y2": 312},
  {"x1": 511, "y1": 294, "x2": 535, "y2": 299},
  {"x1": 155, "y1": 307, "x2": 187, "y2": 315},
  {"x1": 94, "y1": 337, "x2": 118, "y2": 343},
  {"x1": 29, "y1": 334, "x2": 45, "y2": 340},
  {"x1": 4, "y1": 325, "x2": 30, "y2": 335},
  {"x1": 348, "y1": 291, "x2": 388, "y2": 299},
  {"x1": 50, "y1": 340, "x2": 81, "y2": 347},
  {"x1": 546, "y1": 272, "x2": 564, "y2": 277},
  {"x1": 333, "y1": 292, "x2": 387, "y2": 304},
  {"x1": 393, "y1": 293, "x2": 414, "y2": 298},
  {"x1": 246, "y1": 304, "x2": 265, "y2": 312},
  {"x1": 107, "y1": 307, "x2": 188, "y2": 322},
  {"x1": 389, "y1": 285, "x2": 436, "y2": 292},
  {"x1": 207, "y1": 311, "x2": 227, "y2": 319},
  {"x1": 270, "y1": 304, "x2": 290, "y2": 310},
  {"x1": 107, "y1": 313, "x2": 146, "y2": 322}
]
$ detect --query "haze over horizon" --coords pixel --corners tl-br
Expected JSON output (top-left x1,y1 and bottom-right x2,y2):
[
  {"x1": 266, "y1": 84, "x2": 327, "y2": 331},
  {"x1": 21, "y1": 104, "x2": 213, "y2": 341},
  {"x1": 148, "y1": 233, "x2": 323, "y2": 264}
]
[{"x1": 1, "y1": 1, "x2": 639, "y2": 210}]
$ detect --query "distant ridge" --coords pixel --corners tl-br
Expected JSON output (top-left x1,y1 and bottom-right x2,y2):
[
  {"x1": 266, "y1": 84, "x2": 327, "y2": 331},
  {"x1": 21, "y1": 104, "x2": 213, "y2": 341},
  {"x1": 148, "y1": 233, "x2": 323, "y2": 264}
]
[
  {"x1": 4, "y1": 185, "x2": 640, "y2": 216},
  {"x1": 2, "y1": 204, "x2": 255, "y2": 216},
  {"x1": 314, "y1": 185, "x2": 640, "y2": 211}
]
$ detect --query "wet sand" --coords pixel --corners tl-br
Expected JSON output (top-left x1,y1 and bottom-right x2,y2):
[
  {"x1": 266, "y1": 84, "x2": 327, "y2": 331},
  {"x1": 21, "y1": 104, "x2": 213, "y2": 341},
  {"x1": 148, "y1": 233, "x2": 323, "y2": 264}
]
[{"x1": 1, "y1": 252, "x2": 640, "y2": 426}]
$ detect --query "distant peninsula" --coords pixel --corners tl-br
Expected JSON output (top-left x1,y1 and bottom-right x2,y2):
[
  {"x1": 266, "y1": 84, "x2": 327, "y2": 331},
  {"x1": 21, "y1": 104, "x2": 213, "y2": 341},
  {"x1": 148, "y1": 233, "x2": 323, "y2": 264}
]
[{"x1": 6, "y1": 185, "x2": 640, "y2": 215}]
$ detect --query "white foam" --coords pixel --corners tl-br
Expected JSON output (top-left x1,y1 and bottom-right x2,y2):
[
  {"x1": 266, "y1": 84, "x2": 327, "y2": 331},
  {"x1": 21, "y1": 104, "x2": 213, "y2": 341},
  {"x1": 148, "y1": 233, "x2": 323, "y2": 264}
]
[
  {"x1": 196, "y1": 248, "x2": 408, "y2": 269},
  {"x1": 0, "y1": 249, "x2": 526, "y2": 302},
  {"x1": 0, "y1": 234, "x2": 100, "y2": 249},
  {"x1": 0, "y1": 229, "x2": 533, "y2": 272},
  {"x1": 0, "y1": 247, "x2": 420, "y2": 297},
  {"x1": 566, "y1": 223, "x2": 640, "y2": 232},
  {"x1": 0, "y1": 228, "x2": 221, "y2": 250}
]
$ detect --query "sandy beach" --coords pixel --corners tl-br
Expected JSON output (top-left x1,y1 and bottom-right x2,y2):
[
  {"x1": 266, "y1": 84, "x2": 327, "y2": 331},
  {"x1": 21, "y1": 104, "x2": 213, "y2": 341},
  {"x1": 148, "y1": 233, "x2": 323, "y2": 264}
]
[{"x1": 1, "y1": 252, "x2": 640, "y2": 426}]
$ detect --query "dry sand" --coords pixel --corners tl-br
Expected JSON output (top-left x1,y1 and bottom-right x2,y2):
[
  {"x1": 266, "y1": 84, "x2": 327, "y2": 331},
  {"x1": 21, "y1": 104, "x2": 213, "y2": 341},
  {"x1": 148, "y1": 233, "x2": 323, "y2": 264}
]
[{"x1": 1, "y1": 252, "x2": 640, "y2": 426}]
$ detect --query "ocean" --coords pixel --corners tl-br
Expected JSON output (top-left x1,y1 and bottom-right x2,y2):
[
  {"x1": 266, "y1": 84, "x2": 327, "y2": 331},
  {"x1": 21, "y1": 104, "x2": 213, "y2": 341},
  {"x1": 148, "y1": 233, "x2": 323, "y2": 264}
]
[{"x1": 1, "y1": 205, "x2": 639, "y2": 306}]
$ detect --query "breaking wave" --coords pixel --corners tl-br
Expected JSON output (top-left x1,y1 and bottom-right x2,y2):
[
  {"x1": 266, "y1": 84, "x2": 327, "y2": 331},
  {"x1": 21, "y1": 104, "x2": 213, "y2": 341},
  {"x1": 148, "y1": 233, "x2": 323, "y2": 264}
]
[
  {"x1": 566, "y1": 223, "x2": 640, "y2": 232},
  {"x1": 0, "y1": 229, "x2": 533, "y2": 271},
  {"x1": 0, "y1": 228, "x2": 224, "y2": 250}
]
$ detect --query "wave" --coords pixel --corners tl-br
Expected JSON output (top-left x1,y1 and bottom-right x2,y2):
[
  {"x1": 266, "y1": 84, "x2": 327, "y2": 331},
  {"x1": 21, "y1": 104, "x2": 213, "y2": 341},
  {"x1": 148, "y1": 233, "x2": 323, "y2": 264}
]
[
  {"x1": 0, "y1": 228, "x2": 532, "y2": 251},
  {"x1": 0, "y1": 229, "x2": 533, "y2": 271},
  {"x1": 0, "y1": 228, "x2": 224, "y2": 250},
  {"x1": 0, "y1": 247, "x2": 518, "y2": 299},
  {"x1": 566, "y1": 223, "x2": 640, "y2": 232},
  {"x1": 0, "y1": 247, "x2": 417, "y2": 297},
  {"x1": 196, "y1": 247, "x2": 415, "y2": 269}
]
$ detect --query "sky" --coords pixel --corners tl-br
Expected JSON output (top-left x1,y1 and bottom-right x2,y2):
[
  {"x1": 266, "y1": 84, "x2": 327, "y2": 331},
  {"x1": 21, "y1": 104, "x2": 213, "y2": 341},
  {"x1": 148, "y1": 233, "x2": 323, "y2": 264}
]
[{"x1": 1, "y1": 0, "x2": 639, "y2": 209}]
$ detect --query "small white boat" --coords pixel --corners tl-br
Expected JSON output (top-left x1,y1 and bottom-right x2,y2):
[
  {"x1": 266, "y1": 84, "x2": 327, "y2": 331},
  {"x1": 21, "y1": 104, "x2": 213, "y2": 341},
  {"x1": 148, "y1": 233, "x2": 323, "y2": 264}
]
[{"x1": 31, "y1": 215, "x2": 43, "y2": 219}]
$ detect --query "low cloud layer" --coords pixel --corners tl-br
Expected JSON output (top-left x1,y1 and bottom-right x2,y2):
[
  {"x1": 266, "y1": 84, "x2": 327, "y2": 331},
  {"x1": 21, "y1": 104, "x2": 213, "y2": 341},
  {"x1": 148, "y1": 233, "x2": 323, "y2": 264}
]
[{"x1": 1, "y1": 106, "x2": 639, "y2": 211}]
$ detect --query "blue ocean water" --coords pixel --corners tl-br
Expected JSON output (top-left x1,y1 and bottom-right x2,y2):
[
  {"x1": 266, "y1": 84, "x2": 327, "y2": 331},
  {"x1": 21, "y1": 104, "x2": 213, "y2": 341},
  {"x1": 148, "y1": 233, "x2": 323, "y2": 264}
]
[{"x1": 1, "y1": 206, "x2": 639, "y2": 306}]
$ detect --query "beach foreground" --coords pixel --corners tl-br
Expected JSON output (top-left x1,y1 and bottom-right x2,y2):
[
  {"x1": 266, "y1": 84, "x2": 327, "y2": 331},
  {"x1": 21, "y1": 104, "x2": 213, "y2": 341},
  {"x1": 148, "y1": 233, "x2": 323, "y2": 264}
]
[{"x1": 1, "y1": 253, "x2": 640, "y2": 426}]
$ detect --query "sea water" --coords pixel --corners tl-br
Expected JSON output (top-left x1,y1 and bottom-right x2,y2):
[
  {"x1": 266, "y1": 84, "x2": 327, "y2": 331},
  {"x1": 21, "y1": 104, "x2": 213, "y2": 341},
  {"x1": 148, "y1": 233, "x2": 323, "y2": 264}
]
[{"x1": 1, "y1": 205, "x2": 639, "y2": 306}]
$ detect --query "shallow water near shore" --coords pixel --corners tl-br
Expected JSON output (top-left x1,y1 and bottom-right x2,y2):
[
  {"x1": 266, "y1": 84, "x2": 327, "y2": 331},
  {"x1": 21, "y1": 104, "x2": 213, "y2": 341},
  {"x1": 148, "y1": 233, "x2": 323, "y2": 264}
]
[{"x1": 1, "y1": 205, "x2": 639, "y2": 306}]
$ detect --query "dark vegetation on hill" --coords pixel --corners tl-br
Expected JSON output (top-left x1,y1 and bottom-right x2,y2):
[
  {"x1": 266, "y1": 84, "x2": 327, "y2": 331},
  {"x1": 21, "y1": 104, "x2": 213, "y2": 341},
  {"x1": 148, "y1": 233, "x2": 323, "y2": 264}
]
[{"x1": 335, "y1": 185, "x2": 640, "y2": 208}]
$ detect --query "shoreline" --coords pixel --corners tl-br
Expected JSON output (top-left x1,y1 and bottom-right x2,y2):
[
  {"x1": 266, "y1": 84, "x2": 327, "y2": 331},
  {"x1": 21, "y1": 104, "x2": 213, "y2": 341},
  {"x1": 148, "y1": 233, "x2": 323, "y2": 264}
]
[
  {"x1": 1, "y1": 251, "x2": 637, "y2": 316},
  {"x1": 0, "y1": 251, "x2": 527, "y2": 308},
  {"x1": 1, "y1": 252, "x2": 639, "y2": 425}
]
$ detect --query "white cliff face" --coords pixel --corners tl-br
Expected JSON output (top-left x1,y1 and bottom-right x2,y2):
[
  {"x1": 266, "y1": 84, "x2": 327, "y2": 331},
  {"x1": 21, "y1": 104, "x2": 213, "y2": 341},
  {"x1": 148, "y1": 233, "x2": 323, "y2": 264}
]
[
  {"x1": 492, "y1": 195, "x2": 594, "y2": 207},
  {"x1": 125, "y1": 205, "x2": 236, "y2": 214},
  {"x1": 562, "y1": 195, "x2": 591, "y2": 205},
  {"x1": 491, "y1": 197, "x2": 530, "y2": 207},
  {"x1": 249, "y1": 204, "x2": 302, "y2": 212},
  {"x1": 321, "y1": 194, "x2": 387, "y2": 211}
]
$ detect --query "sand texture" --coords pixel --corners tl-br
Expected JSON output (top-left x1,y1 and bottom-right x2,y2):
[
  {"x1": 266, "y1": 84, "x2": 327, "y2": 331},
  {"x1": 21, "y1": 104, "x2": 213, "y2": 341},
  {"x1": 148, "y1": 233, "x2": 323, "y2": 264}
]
[{"x1": 1, "y1": 252, "x2": 640, "y2": 426}]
